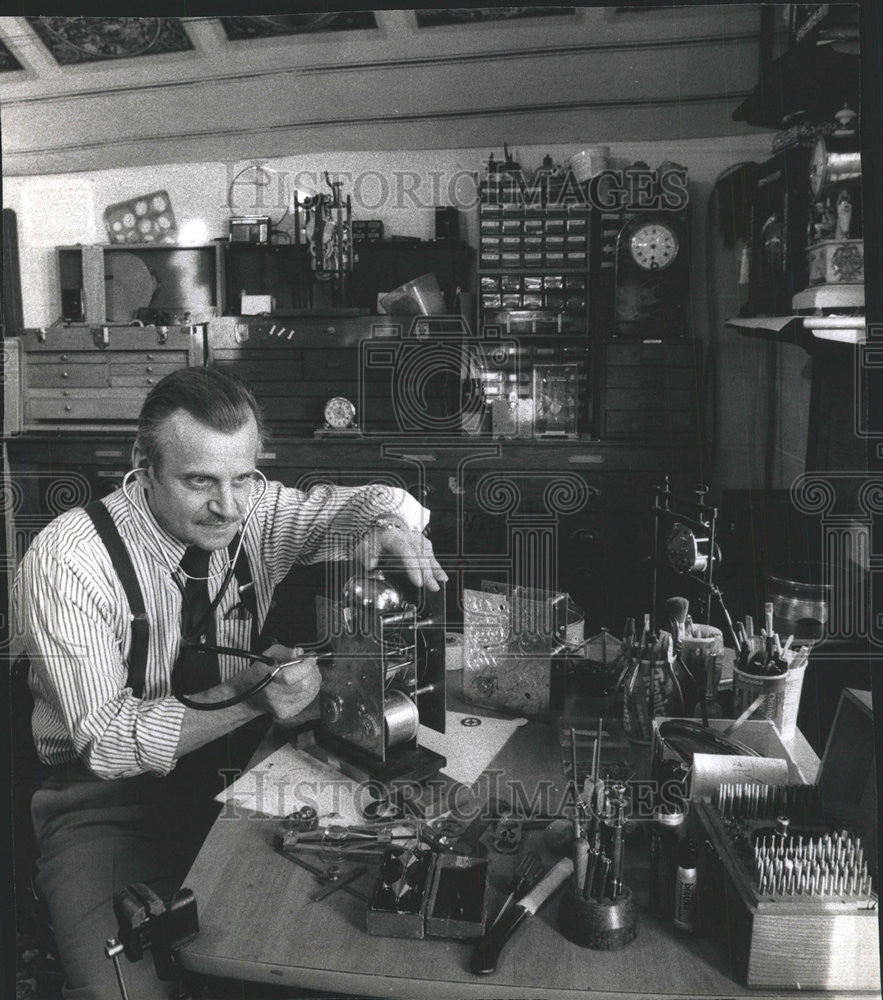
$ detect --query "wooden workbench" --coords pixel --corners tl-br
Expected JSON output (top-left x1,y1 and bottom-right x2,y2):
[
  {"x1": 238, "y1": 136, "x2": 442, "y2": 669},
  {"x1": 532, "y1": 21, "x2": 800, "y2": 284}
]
[{"x1": 175, "y1": 711, "x2": 837, "y2": 1000}]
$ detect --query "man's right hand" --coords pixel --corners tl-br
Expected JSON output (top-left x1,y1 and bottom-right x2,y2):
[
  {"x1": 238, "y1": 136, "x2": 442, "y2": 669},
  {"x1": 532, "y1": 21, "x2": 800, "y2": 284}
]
[{"x1": 243, "y1": 644, "x2": 321, "y2": 725}]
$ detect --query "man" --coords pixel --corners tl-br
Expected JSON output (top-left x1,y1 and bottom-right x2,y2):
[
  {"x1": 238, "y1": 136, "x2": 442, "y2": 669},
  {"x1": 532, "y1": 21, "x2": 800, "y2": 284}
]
[{"x1": 14, "y1": 366, "x2": 446, "y2": 999}]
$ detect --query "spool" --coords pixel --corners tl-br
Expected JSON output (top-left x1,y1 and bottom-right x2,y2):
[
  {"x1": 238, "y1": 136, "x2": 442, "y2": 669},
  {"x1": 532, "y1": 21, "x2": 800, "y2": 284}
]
[
  {"x1": 445, "y1": 632, "x2": 464, "y2": 671},
  {"x1": 384, "y1": 689, "x2": 420, "y2": 747}
]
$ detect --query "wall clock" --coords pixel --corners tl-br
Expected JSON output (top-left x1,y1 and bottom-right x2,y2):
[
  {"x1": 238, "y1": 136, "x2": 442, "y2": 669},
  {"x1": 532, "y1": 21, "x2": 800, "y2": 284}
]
[{"x1": 614, "y1": 213, "x2": 688, "y2": 336}]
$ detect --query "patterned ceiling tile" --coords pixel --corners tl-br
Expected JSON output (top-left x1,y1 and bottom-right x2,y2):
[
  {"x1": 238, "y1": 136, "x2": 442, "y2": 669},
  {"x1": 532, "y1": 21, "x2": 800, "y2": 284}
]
[
  {"x1": 0, "y1": 37, "x2": 22, "y2": 72},
  {"x1": 415, "y1": 8, "x2": 575, "y2": 28},
  {"x1": 26, "y1": 17, "x2": 192, "y2": 65},
  {"x1": 221, "y1": 13, "x2": 377, "y2": 40}
]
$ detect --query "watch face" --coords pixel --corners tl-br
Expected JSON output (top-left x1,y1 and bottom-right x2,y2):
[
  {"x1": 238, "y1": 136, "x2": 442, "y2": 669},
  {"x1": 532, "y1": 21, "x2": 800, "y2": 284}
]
[
  {"x1": 324, "y1": 396, "x2": 356, "y2": 429},
  {"x1": 629, "y1": 222, "x2": 679, "y2": 270}
]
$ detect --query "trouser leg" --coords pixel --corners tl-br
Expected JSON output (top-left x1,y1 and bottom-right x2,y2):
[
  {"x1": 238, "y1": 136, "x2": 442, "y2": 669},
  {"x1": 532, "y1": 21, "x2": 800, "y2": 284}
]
[{"x1": 32, "y1": 771, "x2": 186, "y2": 1000}]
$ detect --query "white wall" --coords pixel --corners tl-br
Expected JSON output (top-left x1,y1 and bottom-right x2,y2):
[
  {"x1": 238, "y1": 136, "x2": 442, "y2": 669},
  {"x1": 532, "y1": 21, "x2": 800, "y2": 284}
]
[{"x1": 4, "y1": 134, "x2": 774, "y2": 328}]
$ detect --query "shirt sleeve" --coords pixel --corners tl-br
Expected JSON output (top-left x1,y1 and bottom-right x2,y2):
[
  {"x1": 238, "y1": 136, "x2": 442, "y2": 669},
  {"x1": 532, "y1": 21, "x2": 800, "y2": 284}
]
[
  {"x1": 256, "y1": 480, "x2": 430, "y2": 586},
  {"x1": 17, "y1": 542, "x2": 185, "y2": 780}
]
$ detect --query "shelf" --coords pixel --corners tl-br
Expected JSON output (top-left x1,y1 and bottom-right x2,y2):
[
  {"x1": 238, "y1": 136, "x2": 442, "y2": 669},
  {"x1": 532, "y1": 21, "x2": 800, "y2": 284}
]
[
  {"x1": 791, "y1": 284, "x2": 864, "y2": 311},
  {"x1": 732, "y1": 44, "x2": 859, "y2": 129}
]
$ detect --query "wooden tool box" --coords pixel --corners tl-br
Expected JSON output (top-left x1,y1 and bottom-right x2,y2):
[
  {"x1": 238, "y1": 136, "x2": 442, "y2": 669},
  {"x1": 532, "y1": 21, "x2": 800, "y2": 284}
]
[
  {"x1": 7, "y1": 323, "x2": 206, "y2": 430},
  {"x1": 693, "y1": 688, "x2": 878, "y2": 990}
]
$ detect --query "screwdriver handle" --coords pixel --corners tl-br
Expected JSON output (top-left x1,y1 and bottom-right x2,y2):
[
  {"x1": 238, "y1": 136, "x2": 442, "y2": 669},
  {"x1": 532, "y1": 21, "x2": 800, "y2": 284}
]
[{"x1": 470, "y1": 906, "x2": 530, "y2": 975}]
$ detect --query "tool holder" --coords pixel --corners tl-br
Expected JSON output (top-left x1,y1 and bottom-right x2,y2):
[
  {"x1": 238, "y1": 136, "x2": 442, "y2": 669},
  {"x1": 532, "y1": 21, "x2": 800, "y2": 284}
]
[{"x1": 558, "y1": 885, "x2": 638, "y2": 950}]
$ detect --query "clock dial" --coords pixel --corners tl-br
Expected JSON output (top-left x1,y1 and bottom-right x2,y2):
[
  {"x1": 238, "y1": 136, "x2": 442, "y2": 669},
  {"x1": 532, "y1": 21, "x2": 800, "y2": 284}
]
[
  {"x1": 629, "y1": 223, "x2": 679, "y2": 270},
  {"x1": 323, "y1": 396, "x2": 356, "y2": 429}
]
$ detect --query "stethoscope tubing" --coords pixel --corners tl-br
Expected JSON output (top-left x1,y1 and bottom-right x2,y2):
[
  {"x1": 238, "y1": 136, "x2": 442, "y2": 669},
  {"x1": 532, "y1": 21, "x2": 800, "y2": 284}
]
[{"x1": 121, "y1": 467, "x2": 290, "y2": 711}]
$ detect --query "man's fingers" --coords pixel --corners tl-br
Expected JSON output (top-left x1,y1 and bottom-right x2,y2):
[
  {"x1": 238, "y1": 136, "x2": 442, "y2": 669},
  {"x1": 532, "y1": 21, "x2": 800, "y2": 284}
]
[
  {"x1": 275, "y1": 656, "x2": 319, "y2": 689},
  {"x1": 373, "y1": 528, "x2": 448, "y2": 591}
]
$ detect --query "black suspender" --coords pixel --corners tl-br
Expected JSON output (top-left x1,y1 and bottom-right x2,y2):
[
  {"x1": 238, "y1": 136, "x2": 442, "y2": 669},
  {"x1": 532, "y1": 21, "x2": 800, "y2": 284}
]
[
  {"x1": 85, "y1": 501, "x2": 151, "y2": 698},
  {"x1": 228, "y1": 533, "x2": 260, "y2": 651},
  {"x1": 84, "y1": 502, "x2": 260, "y2": 698}
]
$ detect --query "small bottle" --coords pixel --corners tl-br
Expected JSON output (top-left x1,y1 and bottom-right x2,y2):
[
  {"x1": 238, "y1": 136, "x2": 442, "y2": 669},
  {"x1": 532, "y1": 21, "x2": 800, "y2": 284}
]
[
  {"x1": 673, "y1": 838, "x2": 699, "y2": 934},
  {"x1": 648, "y1": 805, "x2": 687, "y2": 918}
]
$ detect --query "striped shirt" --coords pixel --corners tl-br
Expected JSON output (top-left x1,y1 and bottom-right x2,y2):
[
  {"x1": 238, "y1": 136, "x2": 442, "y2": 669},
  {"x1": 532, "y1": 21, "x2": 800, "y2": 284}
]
[{"x1": 14, "y1": 479, "x2": 427, "y2": 780}]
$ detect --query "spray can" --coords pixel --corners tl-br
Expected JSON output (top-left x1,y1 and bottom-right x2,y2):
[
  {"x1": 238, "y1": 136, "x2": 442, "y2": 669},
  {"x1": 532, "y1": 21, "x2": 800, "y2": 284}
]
[
  {"x1": 673, "y1": 838, "x2": 699, "y2": 934},
  {"x1": 648, "y1": 805, "x2": 686, "y2": 918}
]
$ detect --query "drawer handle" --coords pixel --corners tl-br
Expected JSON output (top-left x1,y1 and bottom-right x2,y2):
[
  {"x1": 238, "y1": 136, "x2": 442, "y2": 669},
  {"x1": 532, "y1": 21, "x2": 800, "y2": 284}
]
[
  {"x1": 257, "y1": 451, "x2": 277, "y2": 462},
  {"x1": 94, "y1": 449, "x2": 125, "y2": 458},
  {"x1": 567, "y1": 454, "x2": 604, "y2": 465},
  {"x1": 62, "y1": 371, "x2": 69, "y2": 378},
  {"x1": 61, "y1": 354, "x2": 68, "y2": 362},
  {"x1": 326, "y1": 326, "x2": 336, "y2": 335},
  {"x1": 399, "y1": 453, "x2": 437, "y2": 462},
  {"x1": 146, "y1": 366, "x2": 154, "y2": 373},
  {"x1": 146, "y1": 354, "x2": 154, "y2": 360},
  {"x1": 64, "y1": 405, "x2": 72, "y2": 412},
  {"x1": 147, "y1": 378, "x2": 154, "y2": 385}
]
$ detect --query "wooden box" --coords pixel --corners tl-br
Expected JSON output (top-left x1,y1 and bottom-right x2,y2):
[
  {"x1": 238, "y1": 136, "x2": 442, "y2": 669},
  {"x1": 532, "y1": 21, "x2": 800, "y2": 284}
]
[
  {"x1": 365, "y1": 849, "x2": 434, "y2": 940},
  {"x1": 425, "y1": 853, "x2": 489, "y2": 940},
  {"x1": 692, "y1": 689, "x2": 879, "y2": 990}
]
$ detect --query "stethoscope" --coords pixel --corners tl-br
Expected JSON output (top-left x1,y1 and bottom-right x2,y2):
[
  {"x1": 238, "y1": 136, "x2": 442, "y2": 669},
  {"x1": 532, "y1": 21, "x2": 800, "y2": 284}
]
[{"x1": 121, "y1": 467, "x2": 303, "y2": 710}]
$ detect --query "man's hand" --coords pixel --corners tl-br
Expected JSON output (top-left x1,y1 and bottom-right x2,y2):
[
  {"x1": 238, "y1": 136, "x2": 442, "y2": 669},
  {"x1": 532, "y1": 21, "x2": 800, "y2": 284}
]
[
  {"x1": 243, "y1": 644, "x2": 321, "y2": 726},
  {"x1": 355, "y1": 523, "x2": 448, "y2": 592}
]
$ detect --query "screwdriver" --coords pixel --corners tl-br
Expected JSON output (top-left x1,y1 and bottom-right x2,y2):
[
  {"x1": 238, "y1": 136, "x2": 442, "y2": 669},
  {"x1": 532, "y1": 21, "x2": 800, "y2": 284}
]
[{"x1": 488, "y1": 850, "x2": 543, "y2": 930}]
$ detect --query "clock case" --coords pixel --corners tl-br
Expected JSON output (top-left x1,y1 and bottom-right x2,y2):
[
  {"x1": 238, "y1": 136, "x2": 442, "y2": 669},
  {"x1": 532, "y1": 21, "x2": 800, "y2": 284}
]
[
  {"x1": 612, "y1": 211, "x2": 689, "y2": 338},
  {"x1": 745, "y1": 148, "x2": 813, "y2": 317}
]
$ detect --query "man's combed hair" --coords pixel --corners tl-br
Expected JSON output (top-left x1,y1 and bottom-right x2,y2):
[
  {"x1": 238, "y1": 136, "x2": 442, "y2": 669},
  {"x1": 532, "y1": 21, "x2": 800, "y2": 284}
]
[{"x1": 136, "y1": 367, "x2": 268, "y2": 468}]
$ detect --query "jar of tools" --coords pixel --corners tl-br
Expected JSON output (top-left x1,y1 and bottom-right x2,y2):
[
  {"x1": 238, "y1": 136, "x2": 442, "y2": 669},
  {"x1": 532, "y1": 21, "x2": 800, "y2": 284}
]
[{"x1": 618, "y1": 616, "x2": 685, "y2": 744}]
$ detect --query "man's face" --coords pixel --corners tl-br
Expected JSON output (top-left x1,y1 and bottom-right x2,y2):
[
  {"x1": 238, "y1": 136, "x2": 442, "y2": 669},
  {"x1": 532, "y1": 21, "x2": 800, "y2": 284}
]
[{"x1": 136, "y1": 409, "x2": 260, "y2": 551}]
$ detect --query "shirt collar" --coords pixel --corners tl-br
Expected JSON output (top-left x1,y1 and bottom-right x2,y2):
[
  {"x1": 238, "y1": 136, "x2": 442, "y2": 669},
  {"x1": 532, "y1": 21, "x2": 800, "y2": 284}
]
[{"x1": 112, "y1": 479, "x2": 191, "y2": 571}]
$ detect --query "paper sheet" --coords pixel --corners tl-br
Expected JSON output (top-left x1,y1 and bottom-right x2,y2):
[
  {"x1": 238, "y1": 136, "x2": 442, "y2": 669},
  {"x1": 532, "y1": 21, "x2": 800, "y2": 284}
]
[
  {"x1": 691, "y1": 754, "x2": 789, "y2": 801},
  {"x1": 215, "y1": 743, "x2": 365, "y2": 822},
  {"x1": 419, "y1": 711, "x2": 528, "y2": 787}
]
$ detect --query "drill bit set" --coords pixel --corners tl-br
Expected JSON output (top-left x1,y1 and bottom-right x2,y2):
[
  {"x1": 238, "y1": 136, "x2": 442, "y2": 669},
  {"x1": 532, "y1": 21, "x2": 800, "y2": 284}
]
[
  {"x1": 692, "y1": 781, "x2": 879, "y2": 989},
  {"x1": 711, "y1": 782, "x2": 875, "y2": 900}
]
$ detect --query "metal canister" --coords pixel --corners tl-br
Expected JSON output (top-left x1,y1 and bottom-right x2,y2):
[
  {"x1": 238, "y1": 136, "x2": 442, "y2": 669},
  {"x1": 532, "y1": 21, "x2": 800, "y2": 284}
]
[
  {"x1": 648, "y1": 805, "x2": 686, "y2": 918},
  {"x1": 673, "y1": 838, "x2": 699, "y2": 935}
]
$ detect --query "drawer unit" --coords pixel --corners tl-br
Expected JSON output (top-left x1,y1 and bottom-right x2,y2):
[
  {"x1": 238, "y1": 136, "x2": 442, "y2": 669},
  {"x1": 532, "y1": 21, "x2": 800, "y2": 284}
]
[
  {"x1": 10, "y1": 324, "x2": 205, "y2": 431},
  {"x1": 601, "y1": 340, "x2": 702, "y2": 441}
]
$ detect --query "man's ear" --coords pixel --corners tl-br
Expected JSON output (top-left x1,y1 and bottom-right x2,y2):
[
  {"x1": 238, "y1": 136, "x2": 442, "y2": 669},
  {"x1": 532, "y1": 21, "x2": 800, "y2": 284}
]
[{"x1": 131, "y1": 442, "x2": 151, "y2": 478}]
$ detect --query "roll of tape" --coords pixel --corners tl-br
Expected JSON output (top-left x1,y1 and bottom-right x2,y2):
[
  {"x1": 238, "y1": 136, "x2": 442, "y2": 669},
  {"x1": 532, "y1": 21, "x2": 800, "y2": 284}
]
[{"x1": 445, "y1": 632, "x2": 464, "y2": 671}]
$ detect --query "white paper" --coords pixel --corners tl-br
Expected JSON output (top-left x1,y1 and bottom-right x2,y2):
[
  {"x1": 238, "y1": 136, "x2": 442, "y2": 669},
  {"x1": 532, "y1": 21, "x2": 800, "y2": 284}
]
[
  {"x1": 215, "y1": 743, "x2": 366, "y2": 823},
  {"x1": 418, "y1": 711, "x2": 527, "y2": 787},
  {"x1": 691, "y1": 753, "x2": 789, "y2": 801}
]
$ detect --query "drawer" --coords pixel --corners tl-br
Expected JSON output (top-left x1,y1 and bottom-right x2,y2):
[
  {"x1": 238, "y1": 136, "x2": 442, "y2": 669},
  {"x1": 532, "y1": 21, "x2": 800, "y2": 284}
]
[
  {"x1": 302, "y1": 349, "x2": 358, "y2": 380},
  {"x1": 604, "y1": 410, "x2": 694, "y2": 435},
  {"x1": 109, "y1": 360, "x2": 187, "y2": 377},
  {"x1": 27, "y1": 353, "x2": 108, "y2": 365},
  {"x1": 605, "y1": 365, "x2": 697, "y2": 390},
  {"x1": 605, "y1": 388, "x2": 694, "y2": 411},
  {"x1": 28, "y1": 363, "x2": 109, "y2": 388},
  {"x1": 213, "y1": 353, "x2": 304, "y2": 382},
  {"x1": 28, "y1": 391, "x2": 145, "y2": 421},
  {"x1": 606, "y1": 342, "x2": 696, "y2": 367}
]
